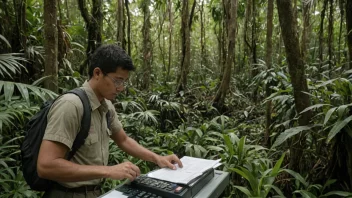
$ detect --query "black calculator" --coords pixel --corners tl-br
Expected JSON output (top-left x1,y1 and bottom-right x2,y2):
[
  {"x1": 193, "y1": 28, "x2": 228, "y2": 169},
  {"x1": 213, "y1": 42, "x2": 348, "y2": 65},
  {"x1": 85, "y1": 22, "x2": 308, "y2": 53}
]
[
  {"x1": 114, "y1": 176, "x2": 190, "y2": 198},
  {"x1": 114, "y1": 169, "x2": 214, "y2": 198}
]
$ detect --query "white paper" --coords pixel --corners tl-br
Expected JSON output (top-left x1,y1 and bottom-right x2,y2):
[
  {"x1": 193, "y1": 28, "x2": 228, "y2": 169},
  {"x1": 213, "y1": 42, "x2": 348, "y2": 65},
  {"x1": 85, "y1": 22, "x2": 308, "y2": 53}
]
[
  {"x1": 147, "y1": 156, "x2": 221, "y2": 184},
  {"x1": 100, "y1": 190, "x2": 128, "y2": 198}
]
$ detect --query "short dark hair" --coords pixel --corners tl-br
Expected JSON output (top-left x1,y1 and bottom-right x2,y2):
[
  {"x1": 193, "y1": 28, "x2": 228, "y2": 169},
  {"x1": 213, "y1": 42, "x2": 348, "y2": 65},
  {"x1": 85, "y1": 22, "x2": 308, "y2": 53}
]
[{"x1": 88, "y1": 44, "x2": 135, "y2": 78}]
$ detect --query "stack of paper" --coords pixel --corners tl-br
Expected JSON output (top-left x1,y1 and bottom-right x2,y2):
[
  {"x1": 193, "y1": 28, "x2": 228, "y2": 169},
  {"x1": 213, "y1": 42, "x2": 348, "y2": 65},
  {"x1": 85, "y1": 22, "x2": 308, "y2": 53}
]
[{"x1": 147, "y1": 156, "x2": 221, "y2": 184}]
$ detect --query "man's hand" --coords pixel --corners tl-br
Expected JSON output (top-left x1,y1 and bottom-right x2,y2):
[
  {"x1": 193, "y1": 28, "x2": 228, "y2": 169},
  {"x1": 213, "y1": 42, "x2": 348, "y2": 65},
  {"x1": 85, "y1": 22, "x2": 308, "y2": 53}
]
[
  {"x1": 106, "y1": 162, "x2": 141, "y2": 181},
  {"x1": 155, "y1": 154, "x2": 183, "y2": 170}
]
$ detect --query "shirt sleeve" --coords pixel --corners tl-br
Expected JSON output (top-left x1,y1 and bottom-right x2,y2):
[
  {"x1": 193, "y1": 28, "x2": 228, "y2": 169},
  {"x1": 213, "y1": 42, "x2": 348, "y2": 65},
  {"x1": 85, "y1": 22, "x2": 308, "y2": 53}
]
[{"x1": 43, "y1": 96, "x2": 83, "y2": 149}]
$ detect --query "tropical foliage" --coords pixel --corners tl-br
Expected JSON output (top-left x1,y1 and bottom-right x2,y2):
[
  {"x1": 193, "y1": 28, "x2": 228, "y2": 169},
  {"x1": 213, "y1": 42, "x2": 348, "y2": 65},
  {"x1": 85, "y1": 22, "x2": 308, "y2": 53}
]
[{"x1": 1, "y1": 0, "x2": 352, "y2": 197}]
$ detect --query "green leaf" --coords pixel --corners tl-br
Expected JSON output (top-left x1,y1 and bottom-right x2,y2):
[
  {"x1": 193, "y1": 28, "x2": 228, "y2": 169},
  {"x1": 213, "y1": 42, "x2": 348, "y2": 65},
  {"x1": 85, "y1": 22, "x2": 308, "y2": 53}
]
[
  {"x1": 321, "y1": 191, "x2": 352, "y2": 197},
  {"x1": 337, "y1": 105, "x2": 348, "y2": 118},
  {"x1": 15, "y1": 83, "x2": 30, "y2": 104},
  {"x1": 322, "y1": 179, "x2": 336, "y2": 192},
  {"x1": 32, "y1": 75, "x2": 53, "y2": 86},
  {"x1": 233, "y1": 185, "x2": 253, "y2": 197},
  {"x1": 195, "y1": 128, "x2": 203, "y2": 137},
  {"x1": 300, "y1": 104, "x2": 330, "y2": 114},
  {"x1": 271, "y1": 153, "x2": 286, "y2": 177},
  {"x1": 207, "y1": 145, "x2": 224, "y2": 152},
  {"x1": 264, "y1": 184, "x2": 286, "y2": 197},
  {"x1": 316, "y1": 79, "x2": 337, "y2": 88},
  {"x1": 324, "y1": 107, "x2": 337, "y2": 125},
  {"x1": 0, "y1": 34, "x2": 11, "y2": 47},
  {"x1": 238, "y1": 136, "x2": 246, "y2": 161},
  {"x1": 293, "y1": 190, "x2": 317, "y2": 198},
  {"x1": 272, "y1": 126, "x2": 314, "y2": 148},
  {"x1": 282, "y1": 169, "x2": 308, "y2": 187},
  {"x1": 327, "y1": 115, "x2": 352, "y2": 143},
  {"x1": 4, "y1": 81, "x2": 14, "y2": 101},
  {"x1": 223, "y1": 134, "x2": 234, "y2": 156}
]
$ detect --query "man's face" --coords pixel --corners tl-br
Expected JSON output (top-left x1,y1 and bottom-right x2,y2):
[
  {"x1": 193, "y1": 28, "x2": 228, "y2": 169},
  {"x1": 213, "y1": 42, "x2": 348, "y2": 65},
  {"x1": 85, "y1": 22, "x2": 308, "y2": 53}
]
[{"x1": 98, "y1": 67, "x2": 129, "y2": 100}]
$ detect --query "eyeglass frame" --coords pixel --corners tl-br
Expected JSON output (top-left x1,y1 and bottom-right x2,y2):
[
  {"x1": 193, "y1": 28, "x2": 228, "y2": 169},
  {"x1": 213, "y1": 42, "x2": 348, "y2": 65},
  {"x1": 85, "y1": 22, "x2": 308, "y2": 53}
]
[{"x1": 105, "y1": 74, "x2": 128, "y2": 88}]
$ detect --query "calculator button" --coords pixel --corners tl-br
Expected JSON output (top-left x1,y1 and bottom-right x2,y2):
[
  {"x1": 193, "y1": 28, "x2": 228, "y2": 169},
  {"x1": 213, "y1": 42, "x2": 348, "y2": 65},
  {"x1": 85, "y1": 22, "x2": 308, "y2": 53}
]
[{"x1": 174, "y1": 186, "x2": 184, "y2": 194}]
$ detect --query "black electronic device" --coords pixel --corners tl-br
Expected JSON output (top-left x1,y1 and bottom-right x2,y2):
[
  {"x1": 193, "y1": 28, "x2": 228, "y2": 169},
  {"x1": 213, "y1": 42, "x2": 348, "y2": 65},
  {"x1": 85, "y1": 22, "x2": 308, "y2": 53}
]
[{"x1": 114, "y1": 168, "x2": 215, "y2": 198}]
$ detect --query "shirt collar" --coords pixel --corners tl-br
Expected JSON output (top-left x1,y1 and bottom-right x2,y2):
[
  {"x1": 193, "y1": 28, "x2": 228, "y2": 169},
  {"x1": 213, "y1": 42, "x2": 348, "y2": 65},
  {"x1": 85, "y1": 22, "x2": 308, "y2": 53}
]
[{"x1": 82, "y1": 81, "x2": 108, "y2": 111}]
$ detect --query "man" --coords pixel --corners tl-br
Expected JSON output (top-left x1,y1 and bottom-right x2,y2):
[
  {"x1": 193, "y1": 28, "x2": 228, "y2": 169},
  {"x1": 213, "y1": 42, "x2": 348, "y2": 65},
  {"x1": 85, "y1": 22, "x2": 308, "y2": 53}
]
[{"x1": 37, "y1": 44, "x2": 183, "y2": 197}]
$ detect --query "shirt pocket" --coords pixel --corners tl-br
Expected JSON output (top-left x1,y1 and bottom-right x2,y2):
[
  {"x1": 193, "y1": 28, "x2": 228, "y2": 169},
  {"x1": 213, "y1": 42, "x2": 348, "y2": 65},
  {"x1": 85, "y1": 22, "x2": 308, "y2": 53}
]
[{"x1": 84, "y1": 132, "x2": 99, "y2": 145}]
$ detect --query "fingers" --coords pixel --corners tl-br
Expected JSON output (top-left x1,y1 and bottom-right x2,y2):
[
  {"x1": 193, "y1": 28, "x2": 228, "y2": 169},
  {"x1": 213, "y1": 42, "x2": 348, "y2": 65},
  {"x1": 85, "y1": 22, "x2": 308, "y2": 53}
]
[
  {"x1": 170, "y1": 154, "x2": 183, "y2": 168},
  {"x1": 163, "y1": 154, "x2": 183, "y2": 170},
  {"x1": 172, "y1": 154, "x2": 183, "y2": 168},
  {"x1": 124, "y1": 162, "x2": 140, "y2": 181}
]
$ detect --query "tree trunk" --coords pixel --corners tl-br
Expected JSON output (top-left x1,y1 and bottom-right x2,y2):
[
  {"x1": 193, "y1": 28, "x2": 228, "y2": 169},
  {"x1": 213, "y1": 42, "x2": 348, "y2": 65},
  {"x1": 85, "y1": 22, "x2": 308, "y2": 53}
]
[
  {"x1": 213, "y1": 0, "x2": 237, "y2": 109},
  {"x1": 125, "y1": 0, "x2": 131, "y2": 56},
  {"x1": 141, "y1": 0, "x2": 152, "y2": 90},
  {"x1": 57, "y1": 20, "x2": 66, "y2": 70},
  {"x1": 176, "y1": 0, "x2": 191, "y2": 93},
  {"x1": 65, "y1": 0, "x2": 70, "y2": 22},
  {"x1": 242, "y1": 0, "x2": 252, "y2": 71},
  {"x1": 200, "y1": 0, "x2": 206, "y2": 83},
  {"x1": 318, "y1": 0, "x2": 328, "y2": 74},
  {"x1": 44, "y1": 0, "x2": 58, "y2": 93},
  {"x1": 328, "y1": 0, "x2": 334, "y2": 77},
  {"x1": 78, "y1": 0, "x2": 103, "y2": 74},
  {"x1": 251, "y1": 0, "x2": 258, "y2": 103},
  {"x1": 347, "y1": 0, "x2": 352, "y2": 68},
  {"x1": 251, "y1": 0, "x2": 258, "y2": 75},
  {"x1": 277, "y1": 0, "x2": 311, "y2": 172},
  {"x1": 117, "y1": 0, "x2": 125, "y2": 48},
  {"x1": 338, "y1": 0, "x2": 344, "y2": 66},
  {"x1": 265, "y1": 0, "x2": 274, "y2": 147},
  {"x1": 167, "y1": 0, "x2": 173, "y2": 83},
  {"x1": 301, "y1": 0, "x2": 311, "y2": 63}
]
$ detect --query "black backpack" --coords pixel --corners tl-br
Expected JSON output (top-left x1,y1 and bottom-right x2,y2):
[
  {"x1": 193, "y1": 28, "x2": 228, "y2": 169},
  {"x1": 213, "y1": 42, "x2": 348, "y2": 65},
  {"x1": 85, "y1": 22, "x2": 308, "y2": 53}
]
[{"x1": 21, "y1": 88, "x2": 92, "y2": 191}]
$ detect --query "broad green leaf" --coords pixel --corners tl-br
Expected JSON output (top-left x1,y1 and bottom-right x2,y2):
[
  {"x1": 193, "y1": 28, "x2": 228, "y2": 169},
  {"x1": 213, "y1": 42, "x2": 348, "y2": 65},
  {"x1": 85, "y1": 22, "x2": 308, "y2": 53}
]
[
  {"x1": 194, "y1": 145, "x2": 201, "y2": 157},
  {"x1": 321, "y1": 191, "x2": 352, "y2": 197},
  {"x1": 316, "y1": 78, "x2": 337, "y2": 88},
  {"x1": 271, "y1": 153, "x2": 286, "y2": 177},
  {"x1": 337, "y1": 105, "x2": 348, "y2": 118},
  {"x1": 4, "y1": 81, "x2": 14, "y2": 101},
  {"x1": 233, "y1": 185, "x2": 253, "y2": 197},
  {"x1": 223, "y1": 134, "x2": 234, "y2": 156},
  {"x1": 195, "y1": 128, "x2": 203, "y2": 137},
  {"x1": 322, "y1": 179, "x2": 336, "y2": 191},
  {"x1": 15, "y1": 83, "x2": 29, "y2": 104},
  {"x1": 282, "y1": 169, "x2": 308, "y2": 187},
  {"x1": 238, "y1": 136, "x2": 246, "y2": 161},
  {"x1": 300, "y1": 104, "x2": 330, "y2": 114},
  {"x1": 272, "y1": 126, "x2": 313, "y2": 148},
  {"x1": 31, "y1": 75, "x2": 52, "y2": 86},
  {"x1": 327, "y1": 115, "x2": 352, "y2": 143},
  {"x1": 264, "y1": 184, "x2": 285, "y2": 197},
  {"x1": 324, "y1": 107, "x2": 337, "y2": 125},
  {"x1": 0, "y1": 34, "x2": 11, "y2": 47},
  {"x1": 293, "y1": 190, "x2": 317, "y2": 198},
  {"x1": 207, "y1": 145, "x2": 224, "y2": 152}
]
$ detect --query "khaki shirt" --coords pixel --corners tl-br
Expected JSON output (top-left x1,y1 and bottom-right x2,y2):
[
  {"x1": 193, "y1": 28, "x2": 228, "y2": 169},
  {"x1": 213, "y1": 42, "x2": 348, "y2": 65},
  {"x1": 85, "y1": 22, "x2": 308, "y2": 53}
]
[{"x1": 43, "y1": 81, "x2": 122, "y2": 188}]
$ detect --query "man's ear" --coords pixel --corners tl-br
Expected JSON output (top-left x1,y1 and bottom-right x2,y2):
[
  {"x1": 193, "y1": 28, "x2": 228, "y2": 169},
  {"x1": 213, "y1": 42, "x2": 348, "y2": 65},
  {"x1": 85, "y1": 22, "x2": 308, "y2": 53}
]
[{"x1": 93, "y1": 67, "x2": 102, "y2": 78}]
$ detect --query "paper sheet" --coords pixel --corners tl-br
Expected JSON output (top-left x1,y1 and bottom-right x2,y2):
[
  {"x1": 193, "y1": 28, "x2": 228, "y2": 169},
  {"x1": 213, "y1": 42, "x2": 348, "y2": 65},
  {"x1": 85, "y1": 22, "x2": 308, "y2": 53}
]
[
  {"x1": 100, "y1": 190, "x2": 128, "y2": 198},
  {"x1": 148, "y1": 156, "x2": 221, "y2": 184}
]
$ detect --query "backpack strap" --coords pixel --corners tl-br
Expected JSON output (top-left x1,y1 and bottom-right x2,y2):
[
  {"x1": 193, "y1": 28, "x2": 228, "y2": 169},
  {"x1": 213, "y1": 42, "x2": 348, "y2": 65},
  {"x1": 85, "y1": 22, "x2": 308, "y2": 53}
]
[
  {"x1": 66, "y1": 88, "x2": 92, "y2": 160},
  {"x1": 106, "y1": 111, "x2": 111, "y2": 130}
]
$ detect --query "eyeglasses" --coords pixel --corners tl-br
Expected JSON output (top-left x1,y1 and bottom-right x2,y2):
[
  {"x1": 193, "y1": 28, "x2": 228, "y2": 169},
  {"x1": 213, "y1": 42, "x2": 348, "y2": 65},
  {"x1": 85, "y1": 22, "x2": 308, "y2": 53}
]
[{"x1": 105, "y1": 75, "x2": 128, "y2": 88}]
